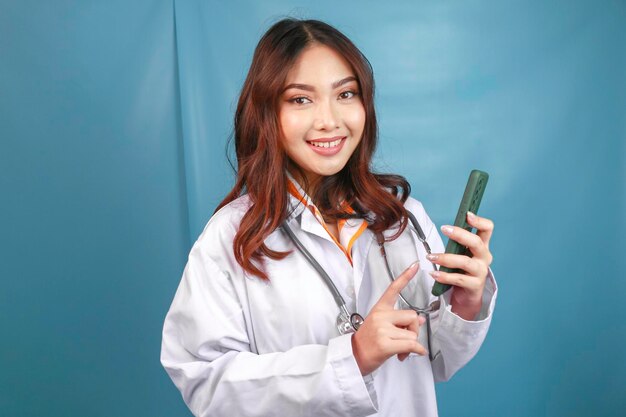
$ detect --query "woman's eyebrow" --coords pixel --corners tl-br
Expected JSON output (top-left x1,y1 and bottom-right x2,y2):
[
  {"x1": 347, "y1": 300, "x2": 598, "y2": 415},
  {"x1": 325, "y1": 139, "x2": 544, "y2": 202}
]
[{"x1": 282, "y1": 76, "x2": 357, "y2": 93}]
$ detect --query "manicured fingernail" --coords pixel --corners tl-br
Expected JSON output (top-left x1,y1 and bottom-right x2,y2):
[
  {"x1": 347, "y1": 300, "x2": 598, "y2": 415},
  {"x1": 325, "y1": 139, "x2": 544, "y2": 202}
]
[
  {"x1": 429, "y1": 271, "x2": 440, "y2": 279},
  {"x1": 408, "y1": 261, "x2": 419, "y2": 270},
  {"x1": 426, "y1": 253, "x2": 438, "y2": 261},
  {"x1": 441, "y1": 225, "x2": 453, "y2": 235},
  {"x1": 467, "y1": 211, "x2": 476, "y2": 219}
]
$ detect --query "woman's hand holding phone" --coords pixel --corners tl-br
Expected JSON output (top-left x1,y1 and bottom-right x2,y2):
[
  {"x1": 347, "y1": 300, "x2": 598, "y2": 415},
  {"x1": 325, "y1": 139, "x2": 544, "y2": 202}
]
[{"x1": 427, "y1": 212, "x2": 495, "y2": 320}]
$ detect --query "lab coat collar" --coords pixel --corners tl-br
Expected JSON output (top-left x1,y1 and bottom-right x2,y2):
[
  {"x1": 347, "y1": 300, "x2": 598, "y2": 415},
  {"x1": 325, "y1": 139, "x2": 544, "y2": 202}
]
[
  {"x1": 284, "y1": 172, "x2": 337, "y2": 246},
  {"x1": 285, "y1": 171, "x2": 311, "y2": 221},
  {"x1": 285, "y1": 173, "x2": 369, "y2": 265}
]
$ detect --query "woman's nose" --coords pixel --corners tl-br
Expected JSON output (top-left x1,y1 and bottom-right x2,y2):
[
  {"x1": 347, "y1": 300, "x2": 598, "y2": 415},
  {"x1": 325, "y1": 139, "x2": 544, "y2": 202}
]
[{"x1": 313, "y1": 100, "x2": 339, "y2": 131}]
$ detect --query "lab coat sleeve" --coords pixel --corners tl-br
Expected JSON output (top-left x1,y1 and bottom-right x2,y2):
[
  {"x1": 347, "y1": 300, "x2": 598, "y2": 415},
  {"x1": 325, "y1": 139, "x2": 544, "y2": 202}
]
[
  {"x1": 429, "y1": 266, "x2": 497, "y2": 382},
  {"x1": 160, "y1": 238, "x2": 378, "y2": 417},
  {"x1": 405, "y1": 198, "x2": 498, "y2": 383}
]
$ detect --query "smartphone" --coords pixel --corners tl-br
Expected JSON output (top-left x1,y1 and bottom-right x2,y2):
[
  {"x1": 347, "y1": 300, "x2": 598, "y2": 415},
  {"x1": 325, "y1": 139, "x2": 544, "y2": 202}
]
[{"x1": 431, "y1": 169, "x2": 489, "y2": 296}]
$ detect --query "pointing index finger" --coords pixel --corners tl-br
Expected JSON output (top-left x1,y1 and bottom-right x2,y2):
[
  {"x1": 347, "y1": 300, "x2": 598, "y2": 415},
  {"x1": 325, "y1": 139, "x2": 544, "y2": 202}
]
[{"x1": 375, "y1": 261, "x2": 419, "y2": 308}]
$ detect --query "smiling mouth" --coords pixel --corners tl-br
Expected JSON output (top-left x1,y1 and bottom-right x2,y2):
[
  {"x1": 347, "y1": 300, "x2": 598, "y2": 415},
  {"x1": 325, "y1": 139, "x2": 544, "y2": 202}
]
[{"x1": 306, "y1": 137, "x2": 345, "y2": 148}]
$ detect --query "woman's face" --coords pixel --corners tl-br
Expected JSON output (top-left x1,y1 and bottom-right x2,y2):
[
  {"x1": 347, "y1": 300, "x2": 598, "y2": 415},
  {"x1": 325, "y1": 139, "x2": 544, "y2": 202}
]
[{"x1": 278, "y1": 44, "x2": 365, "y2": 189}]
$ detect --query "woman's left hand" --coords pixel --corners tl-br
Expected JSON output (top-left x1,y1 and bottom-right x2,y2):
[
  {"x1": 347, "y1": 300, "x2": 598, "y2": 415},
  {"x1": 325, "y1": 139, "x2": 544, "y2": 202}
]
[{"x1": 427, "y1": 212, "x2": 494, "y2": 320}]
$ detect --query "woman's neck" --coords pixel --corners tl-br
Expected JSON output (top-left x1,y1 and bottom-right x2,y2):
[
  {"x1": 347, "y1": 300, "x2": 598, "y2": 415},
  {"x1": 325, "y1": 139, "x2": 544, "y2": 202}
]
[
  {"x1": 325, "y1": 221, "x2": 339, "y2": 241},
  {"x1": 287, "y1": 167, "x2": 322, "y2": 197}
]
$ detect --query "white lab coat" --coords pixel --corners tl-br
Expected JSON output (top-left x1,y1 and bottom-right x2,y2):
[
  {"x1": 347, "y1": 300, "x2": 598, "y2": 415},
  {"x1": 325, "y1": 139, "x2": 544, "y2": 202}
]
[{"x1": 161, "y1": 189, "x2": 498, "y2": 417}]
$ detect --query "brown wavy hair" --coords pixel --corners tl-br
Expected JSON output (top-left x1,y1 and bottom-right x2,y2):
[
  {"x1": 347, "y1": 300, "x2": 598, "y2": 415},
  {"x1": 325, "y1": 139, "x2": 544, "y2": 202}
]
[{"x1": 216, "y1": 18, "x2": 411, "y2": 280}]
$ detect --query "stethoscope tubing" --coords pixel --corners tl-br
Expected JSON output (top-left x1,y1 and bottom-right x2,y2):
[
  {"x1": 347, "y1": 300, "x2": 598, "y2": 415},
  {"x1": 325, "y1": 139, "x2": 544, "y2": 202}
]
[
  {"x1": 282, "y1": 211, "x2": 441, "y2": 361},
  {"x1": 281, "y1": 220, "x2": 352, "y2": 319},
  {"x1": 377, "y1": 211, "x2": 440, "y2": 361}
]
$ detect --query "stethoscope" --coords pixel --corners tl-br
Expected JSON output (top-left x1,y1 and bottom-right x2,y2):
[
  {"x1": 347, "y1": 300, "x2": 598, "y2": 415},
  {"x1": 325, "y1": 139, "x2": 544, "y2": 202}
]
[{"x1": 281, "y1": 211, "x2": 441, "y2": 361}]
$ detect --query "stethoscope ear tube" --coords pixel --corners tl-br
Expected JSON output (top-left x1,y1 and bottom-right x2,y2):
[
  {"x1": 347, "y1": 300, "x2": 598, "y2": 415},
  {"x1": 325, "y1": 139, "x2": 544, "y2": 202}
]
[
  {"x1": 377, "y1": 213, "x2": 441, "y2": 361},
  {"x1": 406, "y1": 211, "x2": 427, "y2": 242},
  {"x1": 282, "y1": 221, "x2": 361, "y2": 334},
  {"x1": 281, "y1": 221, "x2": 346, "y2": 309}
]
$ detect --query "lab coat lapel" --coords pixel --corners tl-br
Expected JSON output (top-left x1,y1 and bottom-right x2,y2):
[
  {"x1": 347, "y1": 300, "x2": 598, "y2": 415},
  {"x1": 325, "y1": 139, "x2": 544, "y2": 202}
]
[
  {"x1": 351, "y1": 228, "x2": 375, "y2": 300},
  {"x1": 286, "y1": 174, "x2": 345, "y2": 246},
  {"x1": 299, "y1": 208, "x2": 337, "y2": 244}
]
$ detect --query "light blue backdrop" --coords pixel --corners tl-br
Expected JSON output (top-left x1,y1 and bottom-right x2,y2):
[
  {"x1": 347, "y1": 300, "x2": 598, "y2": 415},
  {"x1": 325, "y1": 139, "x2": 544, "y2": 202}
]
[{"x1": 1, "y1": 0, "x2": 624, "y2": 416}]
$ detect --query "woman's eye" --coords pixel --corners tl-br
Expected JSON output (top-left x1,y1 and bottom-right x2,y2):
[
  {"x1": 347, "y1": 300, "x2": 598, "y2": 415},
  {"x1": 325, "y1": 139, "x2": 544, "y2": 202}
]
[
  {"x1": 339, "y1": 90, "x2": 358, "y2": 100},
  {"x1": 290, "y1": 96, "x2": 311, "y2": 105}
]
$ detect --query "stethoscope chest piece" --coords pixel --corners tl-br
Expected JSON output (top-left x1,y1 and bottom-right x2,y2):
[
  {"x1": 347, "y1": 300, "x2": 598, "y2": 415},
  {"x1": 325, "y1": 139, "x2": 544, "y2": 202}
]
[
  {"x1": 336, "y1": 312, "x2": 364, "y2": 335},
  {"x1": 350, "y1": 313, "x2": 364, "y2": 331}
]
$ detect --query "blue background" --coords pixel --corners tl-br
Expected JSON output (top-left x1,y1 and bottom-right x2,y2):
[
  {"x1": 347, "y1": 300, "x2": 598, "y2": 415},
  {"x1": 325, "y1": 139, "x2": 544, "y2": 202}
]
[{"x1": 1, "y1": 0, "x2": 624, "y2": 416}]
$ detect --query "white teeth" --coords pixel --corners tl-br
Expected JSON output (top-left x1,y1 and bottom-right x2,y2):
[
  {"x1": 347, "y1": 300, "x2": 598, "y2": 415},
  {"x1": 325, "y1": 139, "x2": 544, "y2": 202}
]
[{"x1": 310, "y1": 138, "x2": 342, "y2": 148}]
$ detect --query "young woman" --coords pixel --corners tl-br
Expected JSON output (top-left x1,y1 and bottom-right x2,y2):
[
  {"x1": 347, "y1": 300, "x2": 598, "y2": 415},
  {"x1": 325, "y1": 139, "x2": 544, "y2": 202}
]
[{"x1": 161, "y1": 18, "x2": 497, "y2": 417}]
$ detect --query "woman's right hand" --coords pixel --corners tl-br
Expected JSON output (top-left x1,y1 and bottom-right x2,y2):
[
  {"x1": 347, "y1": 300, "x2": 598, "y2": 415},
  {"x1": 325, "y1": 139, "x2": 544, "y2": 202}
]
[{"x1": 351, "y1": 262, "x2": 427, "y2": 376}]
